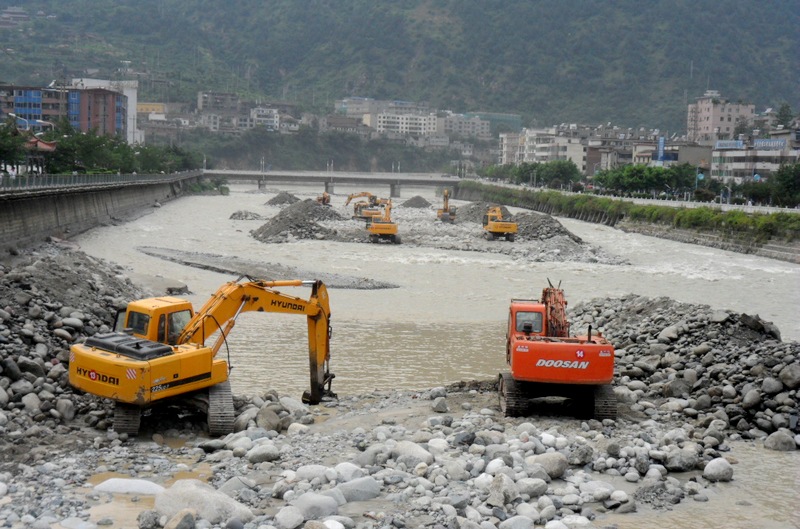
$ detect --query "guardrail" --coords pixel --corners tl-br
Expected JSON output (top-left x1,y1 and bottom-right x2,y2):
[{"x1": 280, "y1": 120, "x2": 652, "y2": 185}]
[
  {"x1": 488, "y1": 180, "x2": 800, "y2": 216},
  {"x1": 0, "y1": 170, "x2": 203, "y2": 194}
]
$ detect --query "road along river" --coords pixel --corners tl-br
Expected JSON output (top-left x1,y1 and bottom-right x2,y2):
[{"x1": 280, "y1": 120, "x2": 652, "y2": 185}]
[{"x1": 71, "y1": 183, "x2": 799, "y2": 529}]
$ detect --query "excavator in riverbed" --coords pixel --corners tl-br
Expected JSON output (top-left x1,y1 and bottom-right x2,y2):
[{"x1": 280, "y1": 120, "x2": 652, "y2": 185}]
[
  {"x1": 499, "y1": 280, "x2": 617, "y2": 420},
  {"x1": 483, "y1": 205, "x2": 518, "y2": 241},
  {"x1": 69, "y1": 278, "x2": 335, "y2": 436},
  {"x1": 344, "y1": 192, "x2": 384, "y2": 220},
  {"x1": 366, "y1": 199, "x2": 401, "y2": 244},
  {"x1": 437, "y1": 189, "x2": 457, "y2": 222}
]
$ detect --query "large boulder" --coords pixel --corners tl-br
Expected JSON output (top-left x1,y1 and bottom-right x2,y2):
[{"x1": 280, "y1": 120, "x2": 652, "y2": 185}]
[{"x1": 154, "y1": 479, "x2": 253, "y2": 524}]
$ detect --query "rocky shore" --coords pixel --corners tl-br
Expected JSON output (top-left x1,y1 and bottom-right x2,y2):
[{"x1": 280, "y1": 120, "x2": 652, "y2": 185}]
[{"x1": 0, "y1": 238, "x2": 798, "y2": 528}]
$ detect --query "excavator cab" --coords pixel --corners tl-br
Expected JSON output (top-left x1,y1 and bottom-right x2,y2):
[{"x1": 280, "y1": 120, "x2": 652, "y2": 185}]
[{"x1": 114, "y1": 297, "x2": 195, "y2": 344}]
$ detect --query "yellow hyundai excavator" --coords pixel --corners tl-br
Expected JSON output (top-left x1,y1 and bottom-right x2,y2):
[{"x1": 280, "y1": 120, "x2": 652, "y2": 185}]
[
  {"x1": 366, "y1": 199, "x2": 401, "y2": 244},
  {"x1": 483, "y1": 205, "x2": 518, "y2": 241},
  {"x1": 69, "y1": 278, "x2": 335, "y2": 435}
]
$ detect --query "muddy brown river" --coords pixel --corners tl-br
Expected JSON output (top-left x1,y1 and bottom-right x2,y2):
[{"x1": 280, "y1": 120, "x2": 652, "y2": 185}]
[{"x1": 73, "y1": 183, "x2": 800, "y2": 528}]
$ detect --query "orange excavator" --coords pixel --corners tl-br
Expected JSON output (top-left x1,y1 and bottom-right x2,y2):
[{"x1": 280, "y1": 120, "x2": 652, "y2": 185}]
[{"x1": 499, "y1": 280, "x2": 616, "y2": 419}]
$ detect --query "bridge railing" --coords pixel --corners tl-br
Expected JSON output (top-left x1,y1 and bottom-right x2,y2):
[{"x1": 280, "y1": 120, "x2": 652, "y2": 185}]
[{"x1": 0, "y1": 170, "x2": 203, "y2": 193}]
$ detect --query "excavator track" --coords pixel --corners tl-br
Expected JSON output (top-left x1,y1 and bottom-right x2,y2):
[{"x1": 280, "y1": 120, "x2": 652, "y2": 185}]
[
  {"x1": 593, "y1": 384, "x2": 618, "y2": 420},
  {"x1": 499, "y1": 372, "x2": 528, "y2": 417},
  {"x1": 113, "y1": 403, "x2": 142, "y2": 435},
  {"x1": 207, "y1": 381, "x2": 235, "y2": 436}
]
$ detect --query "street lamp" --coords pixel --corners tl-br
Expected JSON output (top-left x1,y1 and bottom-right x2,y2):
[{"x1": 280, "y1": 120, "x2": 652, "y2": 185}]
[{"x1": 8, "y1": 113, "x2": 29, "y2": 131}]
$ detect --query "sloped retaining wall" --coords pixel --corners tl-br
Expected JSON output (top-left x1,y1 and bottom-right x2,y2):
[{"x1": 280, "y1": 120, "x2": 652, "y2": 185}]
[
  {"x1": 1, "y1": 181, "x2": 182, "y2": 251},
  {"x1": 616, "y1": 221, "x2": 800, "y2": 264}
]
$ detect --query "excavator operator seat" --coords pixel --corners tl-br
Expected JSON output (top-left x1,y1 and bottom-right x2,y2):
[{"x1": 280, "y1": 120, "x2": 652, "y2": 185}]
[{"x1": 516, "y1": 311, "x2": 543, "y2": 333}]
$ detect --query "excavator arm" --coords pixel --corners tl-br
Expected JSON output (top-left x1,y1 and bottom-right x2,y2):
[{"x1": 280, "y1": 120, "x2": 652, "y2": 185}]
[
  {"x1": 177, "y1": 277, "x2": 334, "y2": 403},
  {"x1": 345, "y1": 191, "x2": 374, "y2": 206}
]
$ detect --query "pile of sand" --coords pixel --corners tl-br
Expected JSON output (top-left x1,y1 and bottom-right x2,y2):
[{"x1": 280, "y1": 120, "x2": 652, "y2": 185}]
[
  {"x1": 266, "y1": 192, "x2": 300, "y2": 206},
  {"x1": 402, "y1": 196, "x2": 432, "y2": 208},
  {"x1": 251, "y1": 199, "x2": 344, "y2": 243}
]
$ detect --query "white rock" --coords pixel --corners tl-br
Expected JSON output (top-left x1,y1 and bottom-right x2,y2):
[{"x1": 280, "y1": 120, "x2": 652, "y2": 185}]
[
  {"x1": 94, "y1": 478, "x2": 165, "y2": 495},
  {"x1": 154, "y1": 479, "x2": 253, "y2": 524}
]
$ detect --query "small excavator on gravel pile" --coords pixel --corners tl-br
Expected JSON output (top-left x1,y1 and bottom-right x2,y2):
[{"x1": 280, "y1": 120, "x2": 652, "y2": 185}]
[
  {"x1": 69, "y1": 278, "x2": 335, "y2": 435},
  {"x1": 483, "y1": 205, "x2": 518, "y2": 241},
  {"x1": 499, "y1": 280, "x2": 617, "y2": 420}
]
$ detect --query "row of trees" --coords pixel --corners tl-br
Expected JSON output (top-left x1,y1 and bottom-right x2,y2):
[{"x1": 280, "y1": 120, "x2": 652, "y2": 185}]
[
  {"x1": 478, "y1": 161, "x2": 583, "y2": 189},
  {"x1": 477, "y1": 159, "x2": 800, "y2": 208},
  {"x1": 593, "y1": 163, "x2": 800, "y2": 207},
  {"x1": 1, "y1": 117, "x2": 202, "y2": 175}
]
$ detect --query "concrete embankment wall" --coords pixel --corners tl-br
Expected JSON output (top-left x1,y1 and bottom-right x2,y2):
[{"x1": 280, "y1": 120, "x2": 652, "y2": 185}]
[
  {"x1": 1, "y1": 182, "x2": 182, "y2": 251},
  {"x1": 454, "y1": 184, "x2": 800, "y2": 265}
]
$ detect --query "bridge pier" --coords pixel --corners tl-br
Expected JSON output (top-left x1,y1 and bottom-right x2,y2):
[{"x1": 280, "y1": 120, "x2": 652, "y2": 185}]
[
  {"x1": 258, "y1": 177, "x2": 267, "y2": 190},
  {"x1": 325, "y1": 181, "x2": 335, "y2": 194},
  {"x1": 390, "y1": 183, "x2": 401, "y2": 198}
]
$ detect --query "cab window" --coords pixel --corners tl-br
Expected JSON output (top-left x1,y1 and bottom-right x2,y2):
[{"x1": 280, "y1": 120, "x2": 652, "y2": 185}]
[
  {"x1": 516, "y1": 311, "x2": 543, "y2": 333},
  {"x1": 167, "y1": 310, "x2": 192, "y2": 344},
  {"x1": 126, "y1": 311, "x2": 150, "y2": 335}
]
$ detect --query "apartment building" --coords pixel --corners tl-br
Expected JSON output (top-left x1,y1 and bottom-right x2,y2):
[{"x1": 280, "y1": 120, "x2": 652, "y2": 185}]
[
  {"x1": 371, "y1": 112, "x2": 438, "y2": 136},
  {"x1": 439, "y1": 112, "x2": 492, "y2": 140},
  {"x1": 72, "y1": 78, "x2": 141, "y2": 144},
  {"x1": 687, "y1": 89, "x2": 755, "y2": 145},
  {"x1": 0, "y1": 84, "x2": 127, "y2": 139}
]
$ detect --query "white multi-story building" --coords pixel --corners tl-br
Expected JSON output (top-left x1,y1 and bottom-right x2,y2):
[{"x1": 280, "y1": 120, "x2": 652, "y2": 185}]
[
  {"x1": 372, "y1": 112, "x2": 438, "y2": 136},
  {"x1": 712, "y1": 138, "x2": 799, "y2": 184},
  {"x1": 687, "y1": 90, "x2": 755, "y2": 145},
  {"x1": 498, "y1": 132, "x2": 522, "y2": 164},
  {"x1": 438, "y1": 112, "x2": 492, "y2": 140}
]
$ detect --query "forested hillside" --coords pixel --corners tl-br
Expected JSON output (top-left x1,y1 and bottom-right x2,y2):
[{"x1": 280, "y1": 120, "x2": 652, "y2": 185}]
[{"x1": 2, "y1": 0, "x2": 798, "y2": 132}]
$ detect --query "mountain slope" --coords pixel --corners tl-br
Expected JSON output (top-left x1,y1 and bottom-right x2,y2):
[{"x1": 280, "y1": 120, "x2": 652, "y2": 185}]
[{"x1": 2, "y1": 0, "x2": 798, "y2": 132}]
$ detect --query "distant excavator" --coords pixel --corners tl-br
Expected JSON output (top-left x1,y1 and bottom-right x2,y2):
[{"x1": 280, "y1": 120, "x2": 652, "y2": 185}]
[
  {"x1": 437, "y1": 189, "x2": 457, "y2": 222},
  {"x1": 316, "y1": 192, "x2": 331, "y2": 206},
  {"x1": 344, "y1": 192, "x2": 384, "y2": 220},
  {"x1": 483, "y1": 205, "x2": 518, "y2": 241},
  {"x1": 366, "y1": 199, "x2": 401, "y2": 244}
]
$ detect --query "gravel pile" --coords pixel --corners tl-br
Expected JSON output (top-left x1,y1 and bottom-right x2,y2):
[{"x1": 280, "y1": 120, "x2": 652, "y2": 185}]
[
  {"x1": 251, "y1": 199, "x2": 346, "y2": 243},
  {"x1": 266, "y1": 192, "x2": 301, "y2": 206},
  {"x1": 230, "y1": 210, "x2": 265, "y2": 220},
  {"x1": 514, "y1": 212, "x2": 583, "y2": 242},
  {"x1": 570, "y1": 294, "x2": 799, "y2": 441},
  {"x1": 457, "y1": 202, "x2": 512, "y2": 223},
  {"x1": 402, "y1": 196, "x2": 432, "y2": 208}
]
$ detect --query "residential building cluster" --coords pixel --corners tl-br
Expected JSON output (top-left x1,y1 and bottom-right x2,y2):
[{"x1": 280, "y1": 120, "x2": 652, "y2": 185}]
[
  {"x1": 499, "y1": 90, "x2": 798, "y2": 184},
  {"x1": 2, "y1": 74, "x2": 797, "y2": 185}
]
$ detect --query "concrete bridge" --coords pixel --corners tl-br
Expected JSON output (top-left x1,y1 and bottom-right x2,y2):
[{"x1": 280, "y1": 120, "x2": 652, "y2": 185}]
[{"x1": 202, "y1": 169, "x2": 459, "y2": 197}]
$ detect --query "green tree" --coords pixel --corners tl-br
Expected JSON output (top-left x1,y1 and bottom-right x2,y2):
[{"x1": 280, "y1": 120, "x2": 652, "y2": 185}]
[
  {"x1": 0, "y1": 120, "x2": 26, "y2": 172},
  {"x1": 772, "y1": 163, "x2": 800, "y2": 207},
  {"x1": 776, "y1": 103, "x2": 795, "y2": 128}
]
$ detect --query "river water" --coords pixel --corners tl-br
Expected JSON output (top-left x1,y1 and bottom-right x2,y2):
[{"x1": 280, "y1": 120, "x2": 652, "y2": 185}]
[{"x1": 74, "y1": 183, "x2": 799, "y2": 528}]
